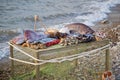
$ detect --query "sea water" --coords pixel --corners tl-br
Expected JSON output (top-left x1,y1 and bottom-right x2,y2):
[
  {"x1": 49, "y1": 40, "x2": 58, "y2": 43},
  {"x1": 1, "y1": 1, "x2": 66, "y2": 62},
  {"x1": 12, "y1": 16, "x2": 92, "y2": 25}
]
[{"x1": 0, "y1": 0, "x2": 120, "y2": 60}]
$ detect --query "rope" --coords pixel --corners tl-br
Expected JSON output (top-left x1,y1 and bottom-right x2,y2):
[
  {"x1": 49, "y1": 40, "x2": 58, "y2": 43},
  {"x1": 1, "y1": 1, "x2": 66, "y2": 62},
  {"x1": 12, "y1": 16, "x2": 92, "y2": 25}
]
[
  {"x1": 33, "y1": 15, "x2": 48, "y2": 32},
  {"x1": 38, "y1": 17, "x2": 48, "y2": 32},
  {"x1": 9, "y1": 57, "x2": 37, "y2": 65},
  {"x1": 34, "y1": 15, "x2": 38, "y2": 31},
  {"x1": 8, "y1": 42, "x2": 110, "y2": 65},
  {"x1": 40, "y1": 44, "x2": 110, "y2": 63},
  {"x1": 8, "y1": 42, "x2": 110, "y2": 62},
  {"x1": 8, "y1": 42, "x2": 44, "y2": 62},
  {"x1": 9, "y1": 46, "x2": 107, "y2": 65}
]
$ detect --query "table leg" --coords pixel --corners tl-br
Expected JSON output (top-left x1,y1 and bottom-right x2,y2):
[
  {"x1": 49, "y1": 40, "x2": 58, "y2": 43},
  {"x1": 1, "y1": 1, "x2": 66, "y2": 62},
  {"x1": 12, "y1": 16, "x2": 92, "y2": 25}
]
[
  {"x1": 105, "y1": 49, "x2": 110, "y2": 71},
  {"x1": 35, "y1": 53, "x2": 40, "y2": 80},
  {"x1": 10, "y1": 45, "x2": 14, "y2": 77}
]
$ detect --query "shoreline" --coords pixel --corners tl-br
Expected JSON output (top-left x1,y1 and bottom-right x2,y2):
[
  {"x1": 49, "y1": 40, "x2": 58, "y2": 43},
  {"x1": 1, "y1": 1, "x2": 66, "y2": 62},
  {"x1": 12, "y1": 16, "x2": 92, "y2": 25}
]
[
  {"x1": 94, "y1": 4, "x2": 120, "y2": 30},
  {"x1": 0, "y1": 4, "x2": 120, "y2": 79}
]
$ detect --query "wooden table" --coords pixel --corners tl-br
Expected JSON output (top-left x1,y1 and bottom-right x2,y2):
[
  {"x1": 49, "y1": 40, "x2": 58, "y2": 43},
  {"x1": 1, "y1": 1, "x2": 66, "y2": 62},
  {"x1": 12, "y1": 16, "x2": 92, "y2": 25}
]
[
  {"x1": 8, "y1": 40, "x2": 110, "y2": 80},
  {"x1": 9, "y1": 42, "x2": 80, "y2": 80}
]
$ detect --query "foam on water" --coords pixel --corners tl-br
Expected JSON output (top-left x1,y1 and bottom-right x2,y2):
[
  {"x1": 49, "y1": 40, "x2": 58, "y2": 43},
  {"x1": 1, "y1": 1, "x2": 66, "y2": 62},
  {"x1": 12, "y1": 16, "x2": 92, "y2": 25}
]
[
  {"x1": 75, "y1": 0, "x2": 120, "y2": 26},
  {"x1": 48, "y1": 0, "x2": 120, "y2": 28}
]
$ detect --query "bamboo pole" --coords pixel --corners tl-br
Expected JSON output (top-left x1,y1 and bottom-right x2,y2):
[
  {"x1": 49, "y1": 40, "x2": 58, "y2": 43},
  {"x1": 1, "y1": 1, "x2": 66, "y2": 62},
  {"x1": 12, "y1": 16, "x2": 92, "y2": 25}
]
[
  {"x1": 34, "y1": 15, "x2": 38, "y2": 31},
  {"x1": 10, "y1": 45, "x2": 14, "y2": 77}
]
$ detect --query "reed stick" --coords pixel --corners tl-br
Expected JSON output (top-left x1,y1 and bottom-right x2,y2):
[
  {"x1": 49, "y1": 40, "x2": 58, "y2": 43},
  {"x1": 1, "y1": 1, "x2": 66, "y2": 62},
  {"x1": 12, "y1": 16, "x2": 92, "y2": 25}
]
[{"x1": 34, "y1": 15, "x2": 38, "y2": 31}]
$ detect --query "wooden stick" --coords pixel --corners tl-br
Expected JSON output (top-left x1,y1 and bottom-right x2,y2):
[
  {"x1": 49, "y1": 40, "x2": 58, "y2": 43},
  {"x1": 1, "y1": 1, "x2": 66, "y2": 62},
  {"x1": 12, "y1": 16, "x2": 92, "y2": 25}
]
[
  {"x1": 105, "y1": 49, "x2": 110, "y2": 71},
  {"x1": 34, "y1": 53, "x2": 40, "y2": 80},
  {"x1": 34, "y1": 15, "x2": 38, "y2": 31}
]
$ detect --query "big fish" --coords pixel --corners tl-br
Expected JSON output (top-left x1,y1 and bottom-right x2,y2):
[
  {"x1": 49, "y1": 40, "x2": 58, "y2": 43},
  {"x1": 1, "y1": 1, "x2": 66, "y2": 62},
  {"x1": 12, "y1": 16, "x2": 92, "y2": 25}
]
[
  {"x1": 65, "y1": 23, "x2": 95, "y2": 35},
  {"x1": 24, "y1": 30, "x2": 47, "y2": 43}
]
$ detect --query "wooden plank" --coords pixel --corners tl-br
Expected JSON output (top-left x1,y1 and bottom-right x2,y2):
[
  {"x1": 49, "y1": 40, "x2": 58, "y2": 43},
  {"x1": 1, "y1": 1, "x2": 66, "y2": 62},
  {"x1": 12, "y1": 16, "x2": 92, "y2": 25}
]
[{"x1": 10, "y1": 45, "x2": 14, "y2": 77}]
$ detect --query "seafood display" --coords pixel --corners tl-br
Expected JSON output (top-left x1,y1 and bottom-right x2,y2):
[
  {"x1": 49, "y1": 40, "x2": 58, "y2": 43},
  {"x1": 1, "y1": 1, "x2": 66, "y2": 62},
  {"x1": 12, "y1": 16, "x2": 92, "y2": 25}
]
[
  {"x1": 11, "y1": 30, "x2": 60, "y2": 49},
  {"x1": 10, "y1": 23, "x2": 104, "y2": 49}
]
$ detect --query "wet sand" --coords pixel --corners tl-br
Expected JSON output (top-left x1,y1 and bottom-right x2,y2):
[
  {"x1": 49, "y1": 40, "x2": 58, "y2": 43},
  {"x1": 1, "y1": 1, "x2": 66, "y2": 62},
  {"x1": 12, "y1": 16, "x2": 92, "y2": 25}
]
[{"x1": 0, "y1": 4, "x2": 120, "y2": 80}]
